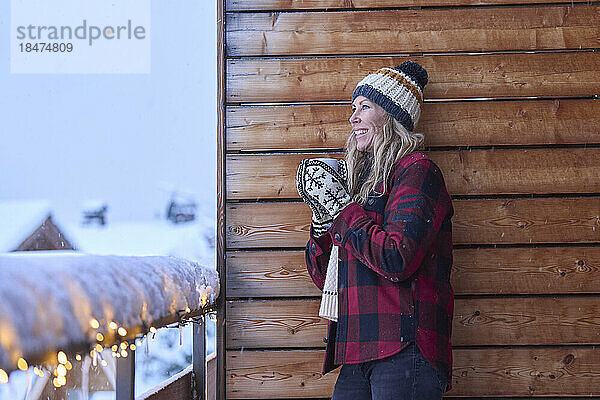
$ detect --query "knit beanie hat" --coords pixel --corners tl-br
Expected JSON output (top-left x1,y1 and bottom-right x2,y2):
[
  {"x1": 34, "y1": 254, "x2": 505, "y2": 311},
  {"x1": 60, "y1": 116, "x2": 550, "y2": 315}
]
[{"x1": 352, "y1": 60, "x2": 428, "y2": 132}]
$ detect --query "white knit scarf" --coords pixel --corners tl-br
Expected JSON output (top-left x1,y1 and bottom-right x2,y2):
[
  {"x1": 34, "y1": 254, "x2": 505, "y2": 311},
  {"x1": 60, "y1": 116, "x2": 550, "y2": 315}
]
[{"x1": 319, "y1": 245, "x2": 339, "y2": 322}]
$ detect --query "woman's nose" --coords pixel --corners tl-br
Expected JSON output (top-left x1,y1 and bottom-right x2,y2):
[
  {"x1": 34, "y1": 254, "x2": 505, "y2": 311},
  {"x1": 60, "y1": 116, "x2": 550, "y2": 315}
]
[{"x1": 349, "y1": 110, "x2": 360, "y2": 124}]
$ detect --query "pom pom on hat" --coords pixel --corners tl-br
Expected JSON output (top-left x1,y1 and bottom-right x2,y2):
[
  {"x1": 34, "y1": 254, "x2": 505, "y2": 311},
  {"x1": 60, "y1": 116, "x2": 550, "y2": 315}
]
[{"x1": 397, "y1": 61, "x2": 428, "y2": 91}]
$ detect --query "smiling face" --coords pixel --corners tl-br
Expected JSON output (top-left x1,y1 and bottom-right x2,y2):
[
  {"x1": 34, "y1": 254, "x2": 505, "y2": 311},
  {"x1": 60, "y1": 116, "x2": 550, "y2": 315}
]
[{"x1": 349, "y1": 95, "x2": 389, "y2": 152}]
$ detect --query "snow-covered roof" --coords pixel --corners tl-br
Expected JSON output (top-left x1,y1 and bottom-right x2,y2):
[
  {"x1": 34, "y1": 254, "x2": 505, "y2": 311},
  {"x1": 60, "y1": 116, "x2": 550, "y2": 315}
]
[
  {"x1": 66, "y1": 219, "x2": 215, "y2": 267},
  {"x1": 0, "y1": 200, "x2": 52, "y2": 251},
  {"x1": 0, "y1": 253, "x2": 219, "y2": 373}
]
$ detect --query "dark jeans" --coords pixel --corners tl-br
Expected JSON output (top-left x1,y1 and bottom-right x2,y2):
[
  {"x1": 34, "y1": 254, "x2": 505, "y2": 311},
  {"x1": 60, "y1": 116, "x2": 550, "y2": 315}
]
[{"x1": 331, "y1": 343, "x2": 446, "y2": 400}]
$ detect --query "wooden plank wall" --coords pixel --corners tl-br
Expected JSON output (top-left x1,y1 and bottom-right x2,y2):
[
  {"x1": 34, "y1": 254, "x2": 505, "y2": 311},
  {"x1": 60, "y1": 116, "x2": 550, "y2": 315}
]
[{"x1": 220, "y1": 0, "x2": 600, "y2": 398}]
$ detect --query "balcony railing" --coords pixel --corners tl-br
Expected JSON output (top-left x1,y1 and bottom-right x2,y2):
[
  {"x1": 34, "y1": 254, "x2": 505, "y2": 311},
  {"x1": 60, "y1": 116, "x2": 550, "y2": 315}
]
[{"x1": 0, "y1": 252, "x2": 219, "y2": 400}]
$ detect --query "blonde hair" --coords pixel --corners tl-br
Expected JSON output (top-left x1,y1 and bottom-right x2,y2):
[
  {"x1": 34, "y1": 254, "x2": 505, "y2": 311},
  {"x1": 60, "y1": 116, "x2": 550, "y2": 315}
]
[{"x1": 346, "y1": 115, "x2": 424, "y2": 205}]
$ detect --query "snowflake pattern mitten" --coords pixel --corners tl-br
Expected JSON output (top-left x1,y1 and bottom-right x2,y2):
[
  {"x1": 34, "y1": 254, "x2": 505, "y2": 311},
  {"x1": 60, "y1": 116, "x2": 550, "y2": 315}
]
[{"x1": 297, "y1": 159, "x2": 351, "y2": 224}]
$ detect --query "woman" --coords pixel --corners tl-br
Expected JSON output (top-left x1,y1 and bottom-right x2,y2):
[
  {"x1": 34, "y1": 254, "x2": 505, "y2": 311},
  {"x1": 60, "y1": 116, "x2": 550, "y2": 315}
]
[{"x1": 296, "y1": 61, "x2": 454, "y2": 400}]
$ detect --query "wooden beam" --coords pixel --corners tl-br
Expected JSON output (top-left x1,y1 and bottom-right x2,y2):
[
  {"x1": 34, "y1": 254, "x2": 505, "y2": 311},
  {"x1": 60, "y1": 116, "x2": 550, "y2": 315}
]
[
  {"x1": 227, "y1": 52, "x2": 600, "y2": 103},
  {"x1": 226, "y1": 198, "x2": 600, "y2": 248},
  {"x1": 227, "y1": 347, "x2": 600, "y2": 397},
  {"x1": 226, "y1": 246, "x2": 600, "y2": 297},
  {"x1": 226, "y1": 149, "x2": 600, "y2": 199},
  {"x1": 227, "y1": 6, "x2": 600, "y2": 56},
  {"x1": 226, "y1": 100, "x2": 600, "y2": 151}
]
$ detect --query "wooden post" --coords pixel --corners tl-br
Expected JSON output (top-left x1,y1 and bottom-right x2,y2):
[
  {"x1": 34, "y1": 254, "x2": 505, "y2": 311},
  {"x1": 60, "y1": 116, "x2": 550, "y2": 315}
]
[
  {"x1": 193, "y1": 317, "x2": 207, "y2": 400},
  {"x1": 116, "y1": 348, "x2": 135, "y2": 400}
]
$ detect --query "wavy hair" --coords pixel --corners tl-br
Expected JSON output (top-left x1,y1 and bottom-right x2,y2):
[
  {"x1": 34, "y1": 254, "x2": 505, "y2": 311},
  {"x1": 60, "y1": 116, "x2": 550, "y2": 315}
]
[{"x1": 346, "y1": 115, "x2": 424, "y2": 205}]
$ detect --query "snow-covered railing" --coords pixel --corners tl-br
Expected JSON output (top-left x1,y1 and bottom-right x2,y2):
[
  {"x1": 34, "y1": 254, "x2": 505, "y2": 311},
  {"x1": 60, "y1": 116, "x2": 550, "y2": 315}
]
[{"x1": 0, "y1": 253, "x2": 219, "y2": 398}]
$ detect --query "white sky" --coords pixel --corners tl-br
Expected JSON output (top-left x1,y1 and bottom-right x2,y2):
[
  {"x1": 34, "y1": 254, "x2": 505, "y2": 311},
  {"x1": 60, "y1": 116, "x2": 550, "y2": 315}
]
[{"x1": 0, "y1": 1, "x2": 217, "y2": 225}]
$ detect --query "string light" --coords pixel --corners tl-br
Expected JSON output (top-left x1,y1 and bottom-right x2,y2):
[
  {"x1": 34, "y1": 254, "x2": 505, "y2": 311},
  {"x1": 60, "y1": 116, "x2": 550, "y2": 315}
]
[
  {"x1": 120, "y1": 350, "x2": 128, "y2": 358},
  {"x1": 90, "y1": 319, "x2": 100, "y2": 329},
  {"x1": 56, "y1": 376, "x2": 66, "y2": 386},
  {"x1": 56, "y1": 364, "x2": 67, "y2": 377},
  {"x1": 95, "y1": 344, "x2": 103, "y2": 353},
  {"x1": 65, "y1": 361, "x2": 72, "y2": 371},
  {"x1": 75, "y1": 354, "x2": 82, "y2": 361},
  {"x1": 96, "y1": 333, "x2": 105, "y2": 342},
  {"x1": 53, "y1": 377, "x2": 61, "y2": 387},
  {"x1": 185, "y1": 307, "x2": 191, "y2": 313},
  {"x1": 130, "y1": 343, "x2": 136, "y2": 351},
  {"x1": 120, "y1": 342, "x2": 127, "y2": 350},
  {"x1": 117, "y1": 327, "x2": 127, "y2": 336},
  {"x1": 149, "y1": 327, "x2": 157, "y2": 333},
  {"x1": 0, "y1": 369, "x2": 8, "y2": 384},
  {"x1": 57, "y1": 351, "x2": 67, "y2": 364},
  {"x1": 109, "y1": 321, "x2": 118, "y2": 330},
  {"x1": 17, "y1": 358, "x2": 28, "y2": 371},
  {"x1": 101, "y1": 360, "x2": 108, "y2": 367},
  {"x1": 111, "y1": 344, "x2": 118, "y2": 352}
]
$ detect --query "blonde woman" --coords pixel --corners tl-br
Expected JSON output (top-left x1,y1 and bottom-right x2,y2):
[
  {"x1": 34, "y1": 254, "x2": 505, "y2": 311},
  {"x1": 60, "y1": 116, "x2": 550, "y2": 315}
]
[{"x1": 297, "y1": 61, "x2": 454, "y2": 399}]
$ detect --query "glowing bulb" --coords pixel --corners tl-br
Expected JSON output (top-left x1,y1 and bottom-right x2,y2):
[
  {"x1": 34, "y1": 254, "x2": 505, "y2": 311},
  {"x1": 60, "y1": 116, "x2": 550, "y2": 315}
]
[
  {"x1": 149, "y1": 327, "x2": 157, "y2": 333},
  {"x1": 120, "y1": 350, "x2": 128, "y2": 357},
  {"x1": 120, "y1": 342, "x2": 127, "y2": 350},
  {"x1": 0, "y1": 369, "x2": 8, "y2": 384},
  {"x1": 130, "y1": 343, "x2": 136, "y2": 351},
  {"x1": 108, "y1": 322, "x2": 118, "y2": 330},
  {"x1": 90, "y1": 319, "x2": 100, "y2": 329},
  {"x1": 90, "y1": 350, "x2": 95, "y2": 358},
  {"x1": 65, "y1": 361, "x2": 72, "y2": 370},
  {"x1": 96, "y1": 333, "x2": 104, "y2": 342},
  {"x1": 34, "y1": 367, "x2": 42, "y2": 376},
  {"x1": 101, "y1": 360, "x2": 108, "y2": 367},
  {"x1": 75, "y1": 354, "x2": 82, "y2": 361},
  {"x1": 53, "y1": 377, "x2": 61, "y2": 387},
  {"x1": 57, "y1": 351, "x2": 67, "y2": 364},
  {"x1": 17, "y1": 358, "x2": 28, "y2": 371},
  {"x1": 56, "y1": 364, "x2": 67, "y2": 377},
  {"x1": 118, "y1": 327, "x2": 127, "y2": 336},
  {"x1": 185, "y1": 307, "x2": 191, "y2": 313},
  {"x1": 57, "y1": 376, "x2": 66, "y2": 386},
  {"x1": 111, "y1": 345, "x2": 118, "y2": 352},
  {"x1": 95, "y1": 344, "x2": 103, "y2": 353}
]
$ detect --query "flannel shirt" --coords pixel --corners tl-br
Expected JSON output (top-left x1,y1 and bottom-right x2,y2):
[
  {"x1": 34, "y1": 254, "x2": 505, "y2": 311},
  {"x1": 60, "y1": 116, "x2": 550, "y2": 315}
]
[{"x1": 305, "y1": 152, "x2": 454, "y2": 392}]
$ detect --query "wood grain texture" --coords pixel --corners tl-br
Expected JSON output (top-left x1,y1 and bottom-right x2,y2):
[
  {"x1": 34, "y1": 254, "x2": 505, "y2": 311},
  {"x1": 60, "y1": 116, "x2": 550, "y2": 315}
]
[
  {"x1": 226, "y1": 149, "x2": 600, "y2": 199},
  {"x1": 226, "y1": 100, "x2": 600, "y2": 151},
  {"x1": 227, "y1": 52, "x2": 600, "y2": 103},
  {"x1": 226, "y1": 296, "x2": 600, "y2": 348},
  {"x1": 227, "y1": 347, "x2": 600, "y2": 397},
  {"x1": 227, "y1": 6, "x2": 600, "y2": 56},
  {"x1": 226, "y1": 246, "x2": 600, "y2": 297},
  {"x1": 226, "y1": 0, "x2": 595, "y2": 10},
  {"x1": 226, "y1": 198, "x2": 600, "y2": 248}
]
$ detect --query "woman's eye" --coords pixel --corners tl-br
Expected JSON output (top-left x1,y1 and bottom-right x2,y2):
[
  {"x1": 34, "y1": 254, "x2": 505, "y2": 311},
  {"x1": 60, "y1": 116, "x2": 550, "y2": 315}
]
[{"x1": 362, "y1": 104, "x2": 370, "y2": 109}]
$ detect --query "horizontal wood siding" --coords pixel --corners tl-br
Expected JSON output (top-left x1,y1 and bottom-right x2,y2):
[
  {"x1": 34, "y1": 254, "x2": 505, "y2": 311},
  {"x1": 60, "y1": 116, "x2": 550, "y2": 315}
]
[
  {"x1": 226, "y1": 247, "x2": 600, "y2": 297},
  {"x1": 223, "y1": 1, "x2": 600, "y2": 398},
  {"x1": 227, "y1": 0, "x2": 596, "y2": 10},
  {"x1": 227, "y1": 53, "x2": 600, "y2": 103},
  {"x1": 226, "y1": 297, "x2": 600, "y2": 347},
  {"x1": 226, "y1": 198, "x2": 600, "y2": 247},
  {"x1": 227, "y1": 348, "x2": 600, "y2": 398},
  {"x1": 227, "y1": 6, "x2": 600, "y2": 56},
  {"x1": 226, "y1": 149, "x2": 600, "y2": 199},
  {"x1": 227, "y1": 100, "x2": 600, "y2": 151}
]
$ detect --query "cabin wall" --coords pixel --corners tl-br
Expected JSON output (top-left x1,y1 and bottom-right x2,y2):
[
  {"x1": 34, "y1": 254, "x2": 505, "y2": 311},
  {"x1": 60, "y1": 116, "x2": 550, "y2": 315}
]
[{"x1": 219, "y1": 0, "x2": 600, "y2": 398}]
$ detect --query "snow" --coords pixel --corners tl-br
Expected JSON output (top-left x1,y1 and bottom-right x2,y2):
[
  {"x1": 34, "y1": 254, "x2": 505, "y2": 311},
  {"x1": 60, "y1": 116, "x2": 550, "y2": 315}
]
[
  {"x1": 0, "y1": 253, "x2": 219, "y2": 374},
  {"x1": 65, "y1": 217, "x2": 215, "y2": 267},
  {"x1": 0, "y1": 200, "x2": 52, "y2": 251}
]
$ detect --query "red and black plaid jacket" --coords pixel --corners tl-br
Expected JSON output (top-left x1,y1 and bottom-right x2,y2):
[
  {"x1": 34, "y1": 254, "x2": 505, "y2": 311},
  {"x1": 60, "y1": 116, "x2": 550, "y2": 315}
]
[{"x1": 305, "y1": 151, "x2": 454, "y2": 392}]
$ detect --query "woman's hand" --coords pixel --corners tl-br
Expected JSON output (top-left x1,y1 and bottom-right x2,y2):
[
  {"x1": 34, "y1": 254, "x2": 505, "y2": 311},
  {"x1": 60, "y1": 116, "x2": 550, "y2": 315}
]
[{"x1": 296, "y1": 159, "x2": 352, "y2": 232}]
